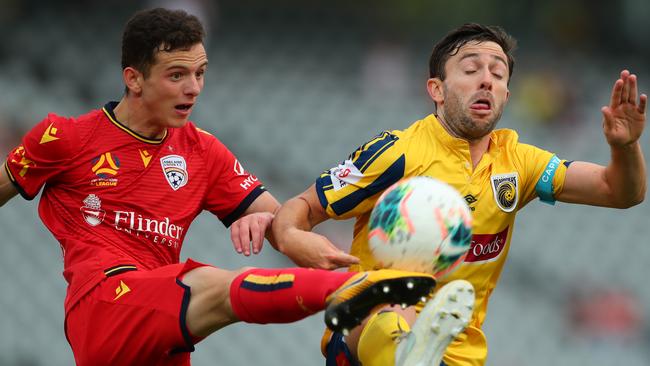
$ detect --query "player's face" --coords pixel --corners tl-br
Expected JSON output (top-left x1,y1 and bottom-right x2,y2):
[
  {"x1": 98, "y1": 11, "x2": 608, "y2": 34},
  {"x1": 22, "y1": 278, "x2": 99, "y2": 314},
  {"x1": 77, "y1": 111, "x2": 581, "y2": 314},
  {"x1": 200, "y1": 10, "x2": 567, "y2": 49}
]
[
  {"x1": 140, "y1": 43, "x2": 208, "y2": 128},
  {"x1": 433, "y1": 41, "x2": 510, "y2": 140}
]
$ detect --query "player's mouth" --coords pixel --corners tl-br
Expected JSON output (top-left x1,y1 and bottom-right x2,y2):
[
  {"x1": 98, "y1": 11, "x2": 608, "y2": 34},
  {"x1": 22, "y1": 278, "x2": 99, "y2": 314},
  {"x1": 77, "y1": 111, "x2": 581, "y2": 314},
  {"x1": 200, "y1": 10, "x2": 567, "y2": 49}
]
[
  {"x1": 174, "y1": 103, "x2": 194, "y2": 117},
  {"x1": 469, "y1": 95, "x2": 493, "y2": 116},
  {"x1": 470, "y1": 98, "x2": 491, "y2": 110}
]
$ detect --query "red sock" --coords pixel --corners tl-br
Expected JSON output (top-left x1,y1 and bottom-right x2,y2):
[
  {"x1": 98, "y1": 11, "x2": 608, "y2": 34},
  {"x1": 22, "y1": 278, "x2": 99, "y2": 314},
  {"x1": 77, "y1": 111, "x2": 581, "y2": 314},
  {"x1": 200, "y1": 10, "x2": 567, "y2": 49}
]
[{"x1": 229, "y1": 268, "x2": 356, "y2": 324}]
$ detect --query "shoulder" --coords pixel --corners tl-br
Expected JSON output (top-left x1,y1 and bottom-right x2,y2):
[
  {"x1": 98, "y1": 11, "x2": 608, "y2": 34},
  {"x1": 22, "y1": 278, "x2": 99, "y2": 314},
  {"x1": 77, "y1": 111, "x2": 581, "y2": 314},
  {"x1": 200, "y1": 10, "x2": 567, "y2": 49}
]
[
  {"x1": 23, "y1": 110, "x2": 104, "y2": 156},
  {"x1": 493, "y1": 128, "x2": 520, "y2": 149},
  {"x1": 494, "y1": 128, "x2": 548, "y2": 157},
  {"x1": 177, "y1": 121, "x2": 231, "y2": 156},
  {"x1": 494, "y1": 129, "x2": 555, "y2": 175}
]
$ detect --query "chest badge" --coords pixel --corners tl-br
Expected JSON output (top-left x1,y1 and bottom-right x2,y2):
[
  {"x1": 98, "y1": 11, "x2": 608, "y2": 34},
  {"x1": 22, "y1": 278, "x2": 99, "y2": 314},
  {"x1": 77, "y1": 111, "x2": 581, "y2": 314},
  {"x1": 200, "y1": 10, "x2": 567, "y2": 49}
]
[
  {"x1": 80, "y1": 194, "x2": 106, "y2": 226},
  {"x1": 490, "y1": 173, "x2": 518, "y2": 212},
  {"x1": 161, "y1": 155, "x2": 188, "y2": 191}
]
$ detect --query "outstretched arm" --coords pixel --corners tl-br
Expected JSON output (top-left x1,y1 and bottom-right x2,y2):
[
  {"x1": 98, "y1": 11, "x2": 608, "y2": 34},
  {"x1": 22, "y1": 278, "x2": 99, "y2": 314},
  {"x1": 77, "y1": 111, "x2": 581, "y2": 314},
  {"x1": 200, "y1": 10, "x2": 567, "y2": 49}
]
[
  {"x1": 558, "y1": 70, "x2": 647, "y2": 208},
  {"x1": 272, "y1": 184, "x2": 359, "y2": 270},
  {"x1": 0, "y1": 163, "x2": 18, "y2": 207}
]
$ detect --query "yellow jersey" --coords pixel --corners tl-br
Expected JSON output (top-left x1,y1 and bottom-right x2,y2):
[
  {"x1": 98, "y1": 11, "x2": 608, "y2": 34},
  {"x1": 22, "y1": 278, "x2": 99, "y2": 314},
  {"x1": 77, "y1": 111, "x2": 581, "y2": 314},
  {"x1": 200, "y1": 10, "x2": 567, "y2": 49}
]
[{"x1": 315, "y1": 114, "x2": 567, "y2": 365}]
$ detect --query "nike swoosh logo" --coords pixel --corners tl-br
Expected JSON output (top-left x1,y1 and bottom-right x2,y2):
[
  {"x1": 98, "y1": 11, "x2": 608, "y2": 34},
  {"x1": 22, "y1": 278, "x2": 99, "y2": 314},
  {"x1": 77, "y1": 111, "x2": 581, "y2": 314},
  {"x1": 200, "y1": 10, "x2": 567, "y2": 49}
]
[{"x1": 326, "y1": 273, "x2": 368, "y2": 303}]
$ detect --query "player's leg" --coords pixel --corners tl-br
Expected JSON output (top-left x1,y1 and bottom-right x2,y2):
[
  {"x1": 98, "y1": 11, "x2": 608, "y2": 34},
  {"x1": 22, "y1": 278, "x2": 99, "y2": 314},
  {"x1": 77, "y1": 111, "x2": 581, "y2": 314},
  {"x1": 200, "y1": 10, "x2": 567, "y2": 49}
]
[
  {"x1": 181, "y1": 261, "x2": 436, "y2": 338},
  {"x1": 323, "y1": 280, "x2": 475, "y2": 366},
  {"x1": 65, "y1": 263, "x2": 200, "y2": 366},
  {"x1": 395, "y1": 280, "x2": 474, "y2": 366},
  {"x1": 322, "y1": 304, "x2": 415, "y2": 366}
]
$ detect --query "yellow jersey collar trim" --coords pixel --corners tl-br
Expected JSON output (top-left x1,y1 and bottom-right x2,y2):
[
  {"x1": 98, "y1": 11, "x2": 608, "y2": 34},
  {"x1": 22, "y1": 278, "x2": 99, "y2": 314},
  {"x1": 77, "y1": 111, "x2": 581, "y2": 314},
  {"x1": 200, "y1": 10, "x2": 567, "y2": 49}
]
[
  {"x1": 426, "y1": 114, "x2": 466, "y2": 147},
  {"x1": 102, "y1": 102, "x2": 167, "y2": 145}
]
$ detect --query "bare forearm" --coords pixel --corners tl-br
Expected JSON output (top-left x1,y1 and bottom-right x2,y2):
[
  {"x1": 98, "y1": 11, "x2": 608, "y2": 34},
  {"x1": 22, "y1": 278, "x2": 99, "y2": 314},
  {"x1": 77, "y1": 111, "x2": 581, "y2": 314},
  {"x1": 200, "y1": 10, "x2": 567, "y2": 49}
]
[
  {"x1": 272, "y1": 197, "x2": 315, "y2": 252},
  {"x1": 272, "y1": 187, "x2": 359, "y2": 269},
  {"x1": 605, "y1": 142, "x2": 646, "y2": 207},
  {"x1": 0, "y1": 166, "x2": 18, "y2": 208}
]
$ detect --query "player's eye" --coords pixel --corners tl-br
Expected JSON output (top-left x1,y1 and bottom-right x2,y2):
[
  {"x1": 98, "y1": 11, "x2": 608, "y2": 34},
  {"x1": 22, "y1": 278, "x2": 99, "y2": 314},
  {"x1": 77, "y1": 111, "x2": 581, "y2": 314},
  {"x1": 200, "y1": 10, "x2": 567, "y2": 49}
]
[{"x1": 170, "y1": 72, "x2": 183, "y2": 81}]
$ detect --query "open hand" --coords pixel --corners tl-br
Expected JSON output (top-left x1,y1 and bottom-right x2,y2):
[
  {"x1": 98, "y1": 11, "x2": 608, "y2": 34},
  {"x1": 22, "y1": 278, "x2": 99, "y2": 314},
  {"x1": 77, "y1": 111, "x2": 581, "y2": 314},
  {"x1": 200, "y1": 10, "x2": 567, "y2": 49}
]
[{"x1": 602, "y1": 70, "x2": 647, "y2": 147}]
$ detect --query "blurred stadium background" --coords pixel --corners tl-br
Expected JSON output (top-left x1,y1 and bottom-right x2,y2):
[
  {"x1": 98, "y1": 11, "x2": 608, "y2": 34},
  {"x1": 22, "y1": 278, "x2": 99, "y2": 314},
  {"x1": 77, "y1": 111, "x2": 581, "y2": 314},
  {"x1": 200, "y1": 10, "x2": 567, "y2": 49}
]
[{"x1": 1, "y1": 0, "x2": 649, "y2": 365}]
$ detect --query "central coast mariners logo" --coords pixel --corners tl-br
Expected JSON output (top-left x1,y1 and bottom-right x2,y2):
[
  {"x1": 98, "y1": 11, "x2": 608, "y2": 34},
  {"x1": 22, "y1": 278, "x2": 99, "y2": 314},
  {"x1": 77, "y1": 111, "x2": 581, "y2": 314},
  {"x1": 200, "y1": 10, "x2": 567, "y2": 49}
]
[
  {"x1": 161, "y1": 155, "x2": 188, "y2": 191},
  {"x1": 490, "y1": 173, "x2": 518, "y2": 212},
  {"x1": 80, "y1": 194, "x2": 106, "y2": 226}
]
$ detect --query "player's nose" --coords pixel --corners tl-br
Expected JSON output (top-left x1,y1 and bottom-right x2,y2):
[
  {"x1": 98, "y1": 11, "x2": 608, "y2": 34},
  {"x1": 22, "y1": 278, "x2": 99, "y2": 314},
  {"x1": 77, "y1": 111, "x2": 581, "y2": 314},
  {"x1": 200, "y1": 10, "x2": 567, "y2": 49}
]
[
  {"x1": 185, "y1": 77, "x2": 202, "y2": 96},
  {"x1": 478, "y1": 70, "x2": 493, "y2": 91}
]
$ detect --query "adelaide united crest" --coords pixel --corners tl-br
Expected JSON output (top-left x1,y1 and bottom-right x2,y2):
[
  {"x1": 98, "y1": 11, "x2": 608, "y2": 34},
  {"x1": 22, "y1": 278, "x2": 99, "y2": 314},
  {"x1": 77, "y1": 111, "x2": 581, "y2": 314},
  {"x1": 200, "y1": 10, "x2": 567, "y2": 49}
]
[{"x1": 160, "y1": 155, "x2": 188, "y2": 191}]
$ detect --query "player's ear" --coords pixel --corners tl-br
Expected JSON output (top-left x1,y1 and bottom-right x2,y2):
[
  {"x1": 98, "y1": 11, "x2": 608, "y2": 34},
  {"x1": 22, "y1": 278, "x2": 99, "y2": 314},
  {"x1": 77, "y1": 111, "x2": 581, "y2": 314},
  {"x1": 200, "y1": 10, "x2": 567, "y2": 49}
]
[
  {"x1": 123, "y1": 67, "x2": 143, "y2": 95},
  {"x1": 427, "y1": 78, "x2": 444, "y2": 106}
]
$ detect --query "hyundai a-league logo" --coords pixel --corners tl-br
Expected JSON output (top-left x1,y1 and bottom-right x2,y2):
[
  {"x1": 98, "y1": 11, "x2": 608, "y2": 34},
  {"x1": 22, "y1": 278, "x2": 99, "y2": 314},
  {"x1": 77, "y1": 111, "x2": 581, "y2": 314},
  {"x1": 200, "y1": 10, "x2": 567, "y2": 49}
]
[
  {"x1": 161, "y1": 155, "x2": 188, "y2": 191},
  {"x1": 80, "y1": 194, "x2": 105, "y2": 226}
]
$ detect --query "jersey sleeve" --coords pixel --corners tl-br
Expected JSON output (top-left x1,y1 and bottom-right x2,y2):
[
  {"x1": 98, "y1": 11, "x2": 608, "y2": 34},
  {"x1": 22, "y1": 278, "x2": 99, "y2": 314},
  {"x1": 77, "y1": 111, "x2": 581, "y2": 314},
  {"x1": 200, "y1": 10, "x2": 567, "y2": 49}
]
[
  {"x1": 201, "y1": 132, "x2": 265, "y2": 227},
  {"x1": 5, "y1": 115, "x2": 77, "y2": 200},
  {"x1": 315, "y1": 131, "x2": 408, "y2": 220},
  {"x1": 514, "y1": 142, "x2": 568, "y2": 207}
]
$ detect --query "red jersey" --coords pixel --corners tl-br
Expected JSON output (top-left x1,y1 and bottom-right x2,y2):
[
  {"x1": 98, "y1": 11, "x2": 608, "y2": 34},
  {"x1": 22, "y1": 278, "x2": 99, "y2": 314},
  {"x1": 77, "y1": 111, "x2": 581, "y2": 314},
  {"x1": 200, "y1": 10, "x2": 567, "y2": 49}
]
[{"x1": 4, "y1": 102, "x2": 265, "y2": 311}]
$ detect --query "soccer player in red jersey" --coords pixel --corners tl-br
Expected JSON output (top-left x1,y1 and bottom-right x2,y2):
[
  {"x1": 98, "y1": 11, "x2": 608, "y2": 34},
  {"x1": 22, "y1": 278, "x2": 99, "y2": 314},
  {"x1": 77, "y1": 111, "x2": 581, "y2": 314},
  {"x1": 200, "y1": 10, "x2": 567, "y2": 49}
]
[{"x1": 0, "y1": 8, "x2": 438, "y2": 366}]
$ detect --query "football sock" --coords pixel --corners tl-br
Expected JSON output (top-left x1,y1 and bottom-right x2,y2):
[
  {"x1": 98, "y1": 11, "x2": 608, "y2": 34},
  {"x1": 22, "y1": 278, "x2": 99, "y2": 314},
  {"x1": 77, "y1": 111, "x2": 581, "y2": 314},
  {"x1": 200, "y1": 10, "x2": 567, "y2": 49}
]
[
  {"x1": 229, "y1": 268, "x2": 356, "y2": 324},
  {"x1": 357, "y1": 310, "x2": 410, "y2": 366}
]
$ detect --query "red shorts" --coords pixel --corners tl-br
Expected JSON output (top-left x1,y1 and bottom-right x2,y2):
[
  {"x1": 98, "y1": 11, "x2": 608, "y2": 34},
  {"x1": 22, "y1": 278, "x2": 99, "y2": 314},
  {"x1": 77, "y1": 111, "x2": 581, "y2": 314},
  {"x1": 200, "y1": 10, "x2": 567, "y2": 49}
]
[{"x1": 65, "y1": 259, "x2": 208, "y2": 366}]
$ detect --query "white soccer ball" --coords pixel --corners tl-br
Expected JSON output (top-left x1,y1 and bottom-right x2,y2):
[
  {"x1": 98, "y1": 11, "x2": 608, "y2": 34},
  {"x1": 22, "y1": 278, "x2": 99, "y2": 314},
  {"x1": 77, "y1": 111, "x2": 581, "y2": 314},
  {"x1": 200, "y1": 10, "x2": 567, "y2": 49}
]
[{"x1": 368, "y1": 176, "x2": 472, "y2": 278}]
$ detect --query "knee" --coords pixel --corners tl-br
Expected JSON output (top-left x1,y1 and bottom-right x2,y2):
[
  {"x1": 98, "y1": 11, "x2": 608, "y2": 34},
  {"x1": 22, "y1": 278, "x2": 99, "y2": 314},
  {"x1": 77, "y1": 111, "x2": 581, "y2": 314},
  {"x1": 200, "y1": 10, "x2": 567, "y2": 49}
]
[{"x1": 182, "y1": 266, "x2": 236, "y2": 293}]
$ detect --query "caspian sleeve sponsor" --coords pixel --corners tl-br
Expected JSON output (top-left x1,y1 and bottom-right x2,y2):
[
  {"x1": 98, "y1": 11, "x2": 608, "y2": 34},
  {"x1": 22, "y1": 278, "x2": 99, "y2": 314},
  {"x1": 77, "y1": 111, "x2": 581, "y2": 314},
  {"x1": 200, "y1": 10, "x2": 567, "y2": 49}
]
[
  {"x1": 513, "y1": 143, "x2": 568, "y2": 208},
  {"x1": 202, "y1": 135, "x2": 265, "y2": 227},
  {"x1": 5, "y1": 115, "x2": 77, "y2": 200},
  {"x1": 315, "y1": 131, "x2": 407, "y2": 220}
]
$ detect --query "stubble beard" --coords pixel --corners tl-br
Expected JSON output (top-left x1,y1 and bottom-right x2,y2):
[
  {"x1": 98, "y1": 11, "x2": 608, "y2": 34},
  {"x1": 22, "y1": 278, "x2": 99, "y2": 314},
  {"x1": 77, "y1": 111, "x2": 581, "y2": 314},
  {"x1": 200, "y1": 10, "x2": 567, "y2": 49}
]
[{"x1": 440, "y1": 84, "x2": 504, "y2": 141}]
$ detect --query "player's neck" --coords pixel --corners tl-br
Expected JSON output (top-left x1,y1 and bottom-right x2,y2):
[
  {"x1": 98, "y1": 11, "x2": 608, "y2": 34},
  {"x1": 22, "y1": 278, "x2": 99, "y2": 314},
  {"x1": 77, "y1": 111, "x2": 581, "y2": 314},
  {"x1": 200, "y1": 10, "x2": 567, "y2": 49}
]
[
  {"x1": 113, "y1": 98, "x2": 167, "y2": 140},
  {"x1": 435, "y1": 113, "x2": 490, "y2": 168},
  {"x1": 468, "y1": 138, "x2": 490, "y2": 169}
]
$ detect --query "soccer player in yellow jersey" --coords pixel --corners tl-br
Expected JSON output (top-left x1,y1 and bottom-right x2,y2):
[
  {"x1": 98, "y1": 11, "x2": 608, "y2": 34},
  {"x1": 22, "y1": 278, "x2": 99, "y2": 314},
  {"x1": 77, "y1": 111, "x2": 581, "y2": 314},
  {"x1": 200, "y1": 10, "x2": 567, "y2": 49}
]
[{"x1": 272, "y1": 23, "x2": 647, "y2": 366}]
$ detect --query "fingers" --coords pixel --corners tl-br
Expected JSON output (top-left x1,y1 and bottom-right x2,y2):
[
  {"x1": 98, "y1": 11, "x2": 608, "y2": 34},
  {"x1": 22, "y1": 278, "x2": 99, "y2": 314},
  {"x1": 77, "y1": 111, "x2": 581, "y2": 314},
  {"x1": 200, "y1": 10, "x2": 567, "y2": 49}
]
[
  {"x1": 639, "y1": 94, "x2": 648, "y2": 115},
  {"x1": 237, "y1": 219, "x2": 252, "y2": 256},
  {"x1": 336, "y1": 252, "x2": 361, "y2": 266},
  {"x1": 230, "y1": 213, "x2": 273, "y2": 256},
  {"x1": 619, "y1": 70, "x2": 631, "y2": 105},
  {"x1": 249, "y1": 216, "x2": 264, "y2": 255},
  {"x1": 609, "y1": 78, "x2": 623, "y2": 109},
  {"x1": 601, "y1": 106, "x2": 614, "y2": 131},
  {"x1": 325, "y1": 251, "x2": 361, "y2": 269},
  {"x1": 627, "y1": 73, "x2": 638, "y2": 104},
  {"x1": 609, "y1": 70, "x2": 646, "y2": 111},
  {"x1": 230, "y1": 222, "x2": 244, "y2": 254}
]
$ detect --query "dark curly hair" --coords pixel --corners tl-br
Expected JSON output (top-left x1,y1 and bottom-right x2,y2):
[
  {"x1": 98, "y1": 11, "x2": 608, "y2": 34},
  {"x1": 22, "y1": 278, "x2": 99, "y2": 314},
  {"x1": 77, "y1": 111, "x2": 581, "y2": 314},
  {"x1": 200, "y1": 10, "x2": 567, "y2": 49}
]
[
  {"x1": 429, "y1": 23, "x2": 516, "y2": 83},
  {"x1": 121, "y1": 8, "x2": 205, "y2": 78}
]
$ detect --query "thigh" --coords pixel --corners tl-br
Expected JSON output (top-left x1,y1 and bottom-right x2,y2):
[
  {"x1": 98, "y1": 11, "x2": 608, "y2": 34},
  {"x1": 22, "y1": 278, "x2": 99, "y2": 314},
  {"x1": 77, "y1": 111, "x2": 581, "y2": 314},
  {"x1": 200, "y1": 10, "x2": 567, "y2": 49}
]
[
  {"x1": 180, "y1": 264, "x2": 242, "y2": 337},
  {"x1": 66, "y1": 261, "x2": 208, "y2": 366}
]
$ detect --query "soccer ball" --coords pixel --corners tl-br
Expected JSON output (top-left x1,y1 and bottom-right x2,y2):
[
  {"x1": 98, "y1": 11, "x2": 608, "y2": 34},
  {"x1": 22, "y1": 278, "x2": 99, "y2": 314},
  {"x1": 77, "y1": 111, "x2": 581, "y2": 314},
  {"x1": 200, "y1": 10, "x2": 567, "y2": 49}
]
[{"x1": 368, "y1": 176, "x2": 472, "y2": 278}]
